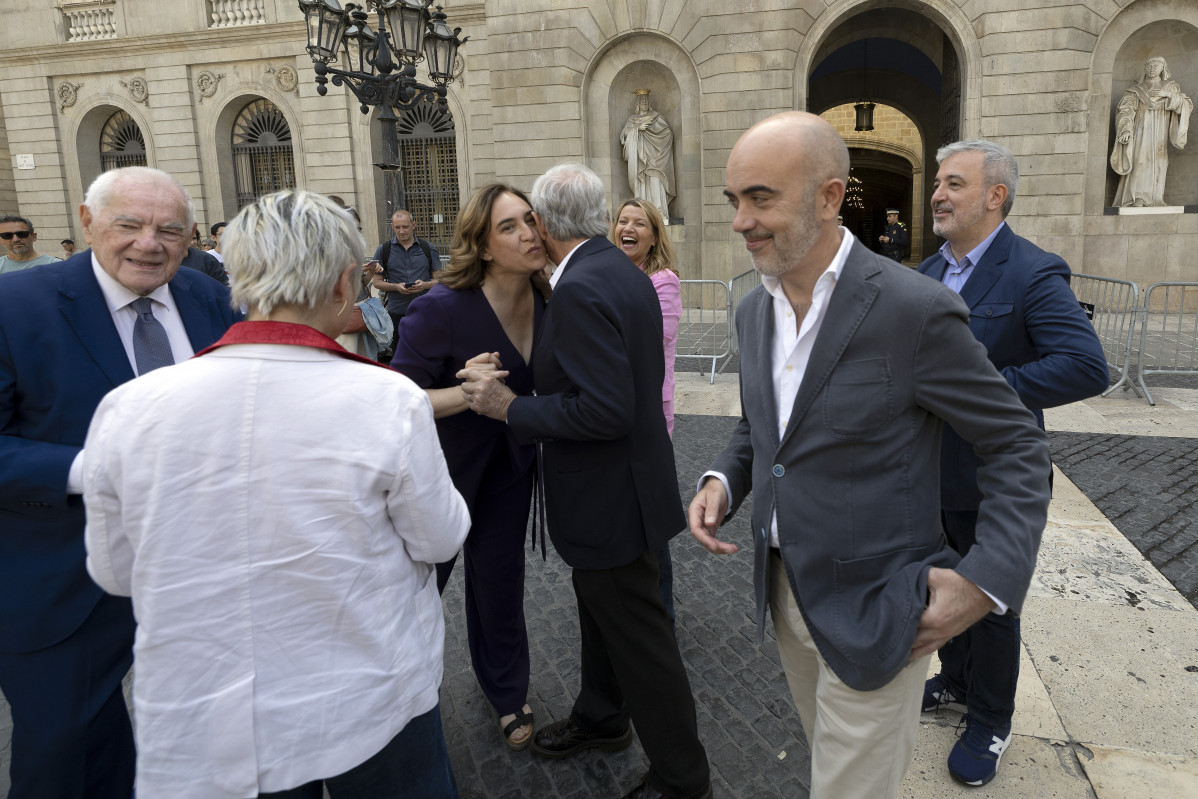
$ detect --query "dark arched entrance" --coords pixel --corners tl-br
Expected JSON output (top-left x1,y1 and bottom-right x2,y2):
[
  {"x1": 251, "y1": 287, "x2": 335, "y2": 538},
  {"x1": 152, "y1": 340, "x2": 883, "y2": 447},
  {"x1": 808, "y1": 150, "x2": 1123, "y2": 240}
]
[{"x1": 807, "y1": 7, "x2": 964, "y2": 262}]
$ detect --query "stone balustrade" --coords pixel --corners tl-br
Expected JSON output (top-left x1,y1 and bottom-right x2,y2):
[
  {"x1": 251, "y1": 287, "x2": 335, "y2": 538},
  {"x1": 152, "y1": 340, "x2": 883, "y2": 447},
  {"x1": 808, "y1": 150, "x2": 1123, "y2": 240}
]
[
  {"x1": 62, "y1": 1, "x2": 118, "y2": 41},
  {"x1": 209, "y1": 0, "x2": 266, "y2": 28}
]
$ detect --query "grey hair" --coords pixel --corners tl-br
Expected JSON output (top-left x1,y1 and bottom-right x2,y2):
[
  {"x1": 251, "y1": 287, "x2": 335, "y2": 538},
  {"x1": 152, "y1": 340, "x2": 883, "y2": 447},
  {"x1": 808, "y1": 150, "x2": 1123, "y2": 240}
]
[
  {"x1": 936, "y1": 139, "x2": 1019, "y2": 217},
  {"x1": 223, "y1": 189, "x2": 365, "y2": 316},
  {"x1": 83, "y1": 166, "x2": 196, "y2": 229},
  {"x1": 0, "y1": 214, "x2": 33, "y2": 232},
  {"x1": 530, "y1": 162, "x2": 609, "y2": 241}
]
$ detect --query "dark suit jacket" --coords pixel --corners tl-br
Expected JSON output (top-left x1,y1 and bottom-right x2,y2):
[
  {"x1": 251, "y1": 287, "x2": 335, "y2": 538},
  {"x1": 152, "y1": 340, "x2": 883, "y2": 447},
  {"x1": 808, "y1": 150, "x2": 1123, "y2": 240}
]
[
  {"x1": 506, "y1": 236, "x2": 684, "y2": 570},
  {"x1": 917, "y1": 223, "x2": 1108, "y2": 509},
  {"x1": 711, "y1": 239, "x2": 1050, "y2": 691},
  {"x1": 0, "y1": 253, "x2": 237, "y2": 652}
]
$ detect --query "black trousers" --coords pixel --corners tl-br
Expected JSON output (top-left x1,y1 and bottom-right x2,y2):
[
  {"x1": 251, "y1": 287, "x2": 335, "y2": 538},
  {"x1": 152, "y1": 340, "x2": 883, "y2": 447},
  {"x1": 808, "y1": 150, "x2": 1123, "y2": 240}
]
[{"x1": 570, "y1": 549, "x2": 709, "y2": 797}]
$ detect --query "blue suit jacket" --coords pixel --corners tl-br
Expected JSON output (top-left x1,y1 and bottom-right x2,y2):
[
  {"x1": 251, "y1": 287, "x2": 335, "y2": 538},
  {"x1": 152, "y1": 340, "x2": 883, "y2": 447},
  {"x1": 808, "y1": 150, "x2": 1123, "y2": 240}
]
[
  {"x1": 917, "y1": 224, "x2": 1108, "y2": 509},
  {"x1": 0, "y1": 252, "x2": 237, "y2": 652}
]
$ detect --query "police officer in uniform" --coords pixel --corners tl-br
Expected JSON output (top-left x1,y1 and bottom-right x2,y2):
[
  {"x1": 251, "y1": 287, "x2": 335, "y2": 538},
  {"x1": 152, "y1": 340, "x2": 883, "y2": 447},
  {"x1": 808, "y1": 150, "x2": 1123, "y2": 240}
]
[{"x1": 879, "y1": 207, "x2": 907, "y2": 262}]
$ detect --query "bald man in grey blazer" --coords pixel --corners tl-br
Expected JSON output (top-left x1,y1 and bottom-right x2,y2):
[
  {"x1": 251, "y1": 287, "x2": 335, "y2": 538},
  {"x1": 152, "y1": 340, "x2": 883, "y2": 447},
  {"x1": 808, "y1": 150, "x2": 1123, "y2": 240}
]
[{"x1": 688, "y1": 113, "x2": 1050, "y2": 797}]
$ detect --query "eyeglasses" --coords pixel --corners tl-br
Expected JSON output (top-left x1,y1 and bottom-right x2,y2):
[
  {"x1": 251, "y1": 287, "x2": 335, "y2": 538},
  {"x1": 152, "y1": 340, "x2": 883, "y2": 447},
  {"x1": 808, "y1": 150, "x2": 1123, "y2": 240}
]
[{"x1": 0, "y1": 230, "x2": 31, "y2": 240}]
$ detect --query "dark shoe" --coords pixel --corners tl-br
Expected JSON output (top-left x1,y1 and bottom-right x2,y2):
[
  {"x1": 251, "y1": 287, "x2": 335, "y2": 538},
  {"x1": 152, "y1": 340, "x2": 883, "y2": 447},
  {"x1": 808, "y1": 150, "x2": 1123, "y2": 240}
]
[
  {"x1": 529, "y1": 717, "x2": 632, "y2": 759},
  {"x1": 620, "y1": 778, "x2": 713, "y2": 799},
  {"x1": 922, "y1": 673, "x2": 967, "y2": 714},
  {"x1": 948, "y1": 715, "x2": 1012, "y2": 786}
]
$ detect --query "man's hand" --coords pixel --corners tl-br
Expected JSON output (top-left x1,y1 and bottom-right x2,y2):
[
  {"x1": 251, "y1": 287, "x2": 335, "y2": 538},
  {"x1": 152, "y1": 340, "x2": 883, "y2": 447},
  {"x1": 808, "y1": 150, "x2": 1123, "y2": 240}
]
[
  {"x1": 463, "y1": 351, "x2": 504, "y2": 378},
  {"x1": 687, "y1": 477, "x2": 738, "y2": 555},
  {"x1": 458, "y1": 366, "x2": 515, "y2": 420},
  {"x1": 910, "y1": 568, "x2": 996, "y2": 660}
]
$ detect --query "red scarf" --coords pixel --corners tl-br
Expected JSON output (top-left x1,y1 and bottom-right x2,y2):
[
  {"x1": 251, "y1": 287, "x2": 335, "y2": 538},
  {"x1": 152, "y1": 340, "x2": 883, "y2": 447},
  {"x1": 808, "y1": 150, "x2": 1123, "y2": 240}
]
[{"x1": 194, "y1": 321, "x2": 392, "y2": 369}]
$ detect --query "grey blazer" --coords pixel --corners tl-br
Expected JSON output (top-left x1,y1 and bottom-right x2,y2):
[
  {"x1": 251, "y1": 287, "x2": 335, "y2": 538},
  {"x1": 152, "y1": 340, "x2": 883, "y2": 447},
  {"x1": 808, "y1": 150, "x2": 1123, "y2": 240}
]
[{"x1": 711, "y1": 240, "x2": 1050, "y2": 691}]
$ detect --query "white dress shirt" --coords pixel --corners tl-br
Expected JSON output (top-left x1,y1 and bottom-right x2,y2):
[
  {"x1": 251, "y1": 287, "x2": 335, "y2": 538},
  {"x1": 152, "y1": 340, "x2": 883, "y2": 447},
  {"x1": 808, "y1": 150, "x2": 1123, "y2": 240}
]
[
  {"x1": 83, "y1": 343, "x2": 470, "y2": 798},
  {"x1": 67, "y1": 259, "x2": 198, "y2": 494},
  {"x1": 703, "y1": 228, "x2": 855, "y2": 547},
  {"x1": 548, "y1": 239, "x2": 588, "y2": 288}
]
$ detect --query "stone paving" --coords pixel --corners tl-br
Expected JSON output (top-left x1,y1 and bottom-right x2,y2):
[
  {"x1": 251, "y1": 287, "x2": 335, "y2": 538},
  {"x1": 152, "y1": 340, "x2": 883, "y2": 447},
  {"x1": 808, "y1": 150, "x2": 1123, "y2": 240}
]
[{"x1": 1048, "y1": 431, "x2": 1198, "y2": 609}]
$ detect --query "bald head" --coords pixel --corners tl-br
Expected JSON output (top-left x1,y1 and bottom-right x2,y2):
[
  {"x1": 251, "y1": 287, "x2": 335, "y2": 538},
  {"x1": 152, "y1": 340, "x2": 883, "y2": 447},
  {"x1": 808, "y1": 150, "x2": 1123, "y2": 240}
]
[
  {"x1": 724, "y1": 112, "x2": 848, "y2": 280},
  {"x1": 737, "y1": 112, "x2": 850, "y2": 190}
]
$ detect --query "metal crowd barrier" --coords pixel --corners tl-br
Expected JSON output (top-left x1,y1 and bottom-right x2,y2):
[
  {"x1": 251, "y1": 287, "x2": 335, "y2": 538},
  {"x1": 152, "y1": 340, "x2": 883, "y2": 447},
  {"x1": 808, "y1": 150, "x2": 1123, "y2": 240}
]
[
  {"x1": 676, "y1": 279, "x2": 732, "y2": 383},
  {"x1": 1136, "y1": 282, "x2": 1198, "y2": 406},
  {"x1": 728, "y1": 268, "x2": 759, "y2": 355},
  {"x1": 1070, "y1": 273, "x2": 1141, "y2": 398}
]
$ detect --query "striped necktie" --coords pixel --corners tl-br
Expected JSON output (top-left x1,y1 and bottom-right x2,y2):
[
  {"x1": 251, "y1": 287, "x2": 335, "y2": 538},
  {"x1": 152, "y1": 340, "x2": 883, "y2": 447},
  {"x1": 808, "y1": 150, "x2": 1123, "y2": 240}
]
[{"x1": 130, "y1": 297, "x2": 175, "y2": 374}]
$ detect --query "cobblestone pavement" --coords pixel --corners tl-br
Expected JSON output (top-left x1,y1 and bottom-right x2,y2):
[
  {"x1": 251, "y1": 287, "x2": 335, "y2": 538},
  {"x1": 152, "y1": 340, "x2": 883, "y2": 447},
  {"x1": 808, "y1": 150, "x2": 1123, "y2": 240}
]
[
  {"x1": 442, "y1": 413, "x2": 812, "y2": 799},
  {"x1": 1049, "y1": 431, "x2": 1198, "y2": 610}
]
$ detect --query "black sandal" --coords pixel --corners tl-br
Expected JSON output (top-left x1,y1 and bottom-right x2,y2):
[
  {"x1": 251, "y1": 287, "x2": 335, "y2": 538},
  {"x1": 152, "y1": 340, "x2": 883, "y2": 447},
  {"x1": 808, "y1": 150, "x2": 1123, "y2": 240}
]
[{"x1": 501, "y1": 707, "x2": 534, "y2": 751}]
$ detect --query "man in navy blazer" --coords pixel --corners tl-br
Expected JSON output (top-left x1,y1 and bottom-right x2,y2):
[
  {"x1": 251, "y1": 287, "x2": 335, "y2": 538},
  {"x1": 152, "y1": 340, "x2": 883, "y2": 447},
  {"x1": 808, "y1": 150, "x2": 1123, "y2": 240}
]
[
  {"x1": 0, "y1": 166, "x2": 237, "y2": 797},
  {"x1": 461, "y1": 163, "x2": 710, "y2": 799},
  {"x1": 917, "y1": 140, "x2": 1108, "y2": 786},
  {"x1": 690, "y1": 114, "x2": 1051, "y2": 798}
]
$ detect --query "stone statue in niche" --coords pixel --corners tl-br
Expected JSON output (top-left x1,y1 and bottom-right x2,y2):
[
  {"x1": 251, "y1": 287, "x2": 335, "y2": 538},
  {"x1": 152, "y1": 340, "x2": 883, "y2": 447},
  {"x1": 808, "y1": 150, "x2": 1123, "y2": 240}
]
[
  {"x1": 1110, "y1": 56, "x2": 1193, "y2": 207},
  {"x1": 621, "y1": 89, "x2": 676, "y2": 220}
]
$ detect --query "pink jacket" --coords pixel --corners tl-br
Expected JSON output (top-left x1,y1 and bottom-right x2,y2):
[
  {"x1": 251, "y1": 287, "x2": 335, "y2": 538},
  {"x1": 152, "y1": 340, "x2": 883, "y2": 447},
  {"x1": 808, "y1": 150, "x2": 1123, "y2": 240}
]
[{"x1": 647, "y1": 268, "x2": 681, "y2": 437}]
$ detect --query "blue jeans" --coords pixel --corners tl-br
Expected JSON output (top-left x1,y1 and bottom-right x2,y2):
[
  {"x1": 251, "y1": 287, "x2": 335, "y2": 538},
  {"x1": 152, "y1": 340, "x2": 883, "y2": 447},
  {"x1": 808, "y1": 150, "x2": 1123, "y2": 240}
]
[
  {"x1": 258, "y1": 704, "x2": 458, "y2": 799},
  {"x1": 936, "y1": 510, "x2": 1020, "y2": 730}
]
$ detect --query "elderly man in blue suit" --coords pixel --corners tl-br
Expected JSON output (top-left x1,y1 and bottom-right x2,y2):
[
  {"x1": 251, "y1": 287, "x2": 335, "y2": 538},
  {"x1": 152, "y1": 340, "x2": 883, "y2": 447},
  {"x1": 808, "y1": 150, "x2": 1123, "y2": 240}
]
[
  {"x1": 0, "y1": 166, "x2": 237, "y2": 798},
  {"x1": 917, "y1": 140, "x2": 1108, "y2": 786},
  {"x1": 689, "y1": 113, "x2": 1052, "y2": 798}
]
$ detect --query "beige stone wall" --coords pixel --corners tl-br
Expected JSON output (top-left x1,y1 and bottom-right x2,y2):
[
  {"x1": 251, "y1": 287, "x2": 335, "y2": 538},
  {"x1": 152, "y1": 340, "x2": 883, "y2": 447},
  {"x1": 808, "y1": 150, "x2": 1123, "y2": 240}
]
[
  {"x1": 821, "y1": 104, "x2": 920, "y2": 154},
  {"x1": 0, "y1": 100, "x2": 16, "y2": 215},
  {"x1": 1, "y1": 0, "x2": 1195, "y2": 285}
]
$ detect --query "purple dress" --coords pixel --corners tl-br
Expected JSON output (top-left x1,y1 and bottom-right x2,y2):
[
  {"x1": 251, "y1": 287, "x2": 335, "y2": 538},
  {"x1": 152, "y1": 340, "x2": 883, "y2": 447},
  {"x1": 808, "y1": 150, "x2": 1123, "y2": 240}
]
[{"x1": 391, "y1": 282, "x2": 544, "y2": 717}]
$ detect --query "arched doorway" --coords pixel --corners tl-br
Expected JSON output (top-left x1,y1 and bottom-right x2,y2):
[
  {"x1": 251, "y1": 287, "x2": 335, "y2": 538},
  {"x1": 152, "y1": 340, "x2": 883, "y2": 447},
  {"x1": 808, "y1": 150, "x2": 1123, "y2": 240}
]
[
  {"x1": 99, "y1": 110, "x2": 147, "y2": 172},
  {"x1": 398, "y1": 99, "x2": 458, "y2": 254},
  {"x1": 806, "y1": 6, "x2": 969, "y2": 262},
  {"x1": 231, "y1": 98, "x2": 296, "y2": 210}
]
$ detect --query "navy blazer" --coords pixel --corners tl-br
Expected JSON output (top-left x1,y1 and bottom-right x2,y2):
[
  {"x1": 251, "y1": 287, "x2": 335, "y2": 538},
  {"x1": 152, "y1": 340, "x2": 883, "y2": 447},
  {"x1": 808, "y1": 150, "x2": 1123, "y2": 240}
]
[
  {"x1": 917, "y1": 224, "x2": 1108, "y2": 509},
  {"x1": 0, "y1": 253, "x2": 237, "y2": 652},
  {"x1": 506, "y1": 237, "x2": 685, "y2": 570}
]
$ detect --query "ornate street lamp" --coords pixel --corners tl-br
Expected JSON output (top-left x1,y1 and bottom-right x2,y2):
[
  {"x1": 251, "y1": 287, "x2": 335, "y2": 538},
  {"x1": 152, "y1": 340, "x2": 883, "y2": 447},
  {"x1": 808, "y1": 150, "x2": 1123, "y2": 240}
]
[
  {"x1": 298, "y1": 0, "x2": 467, "y2": 217},
  {"x1": 854, "y1": 37, "x2": 874, "y2": 132}
]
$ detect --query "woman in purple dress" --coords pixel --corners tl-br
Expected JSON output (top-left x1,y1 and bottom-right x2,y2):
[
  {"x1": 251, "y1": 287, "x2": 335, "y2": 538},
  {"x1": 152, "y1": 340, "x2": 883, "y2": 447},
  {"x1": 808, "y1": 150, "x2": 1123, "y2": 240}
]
[{"x1": 391, "y1": 184, "x2": 548, "y2": 751}]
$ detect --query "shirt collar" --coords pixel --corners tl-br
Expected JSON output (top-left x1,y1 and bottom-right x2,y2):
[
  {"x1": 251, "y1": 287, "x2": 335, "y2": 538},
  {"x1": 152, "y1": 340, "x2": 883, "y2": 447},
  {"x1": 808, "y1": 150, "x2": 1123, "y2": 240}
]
[
  {"x1": 91, "y1": 253, "x2": 175, "y2": 313},
  {"x1": 938, "y1": 220, "x2": 1006, "y2": 272},
  {"x1": 760, "y1": 228, "x2": 854, "y2": 301},
  {"x1": 548, "y1": 240, "x2": 589, "y2": 288}
]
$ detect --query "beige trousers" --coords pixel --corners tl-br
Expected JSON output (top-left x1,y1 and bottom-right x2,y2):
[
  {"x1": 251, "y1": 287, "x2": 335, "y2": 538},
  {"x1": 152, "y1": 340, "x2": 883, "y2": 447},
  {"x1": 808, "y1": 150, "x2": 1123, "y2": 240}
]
[{"x1": 769, "y1": 552, "x2": 930, "y2": 798}]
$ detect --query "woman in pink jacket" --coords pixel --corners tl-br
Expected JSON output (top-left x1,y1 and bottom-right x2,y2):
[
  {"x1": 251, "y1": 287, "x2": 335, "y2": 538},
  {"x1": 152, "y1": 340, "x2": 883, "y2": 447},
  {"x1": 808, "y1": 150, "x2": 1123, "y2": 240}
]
[{"x1": 611, "y1": 198, "x2": 681, "y2": 627}]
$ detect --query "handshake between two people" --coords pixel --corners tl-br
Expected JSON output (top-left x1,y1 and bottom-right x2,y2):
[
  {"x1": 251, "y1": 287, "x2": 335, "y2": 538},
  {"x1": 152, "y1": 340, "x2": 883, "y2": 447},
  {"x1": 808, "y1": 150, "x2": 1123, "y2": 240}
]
[{"x1": 457, "y1": 352, "x2": 516, "y2": 421}]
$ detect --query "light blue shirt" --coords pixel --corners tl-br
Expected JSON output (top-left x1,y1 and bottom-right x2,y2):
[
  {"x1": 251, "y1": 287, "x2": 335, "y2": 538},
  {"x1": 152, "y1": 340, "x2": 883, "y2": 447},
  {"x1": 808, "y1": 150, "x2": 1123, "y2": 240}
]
[{"x1": 937, "y1": 221, "x2": 1006, "y2": 294}]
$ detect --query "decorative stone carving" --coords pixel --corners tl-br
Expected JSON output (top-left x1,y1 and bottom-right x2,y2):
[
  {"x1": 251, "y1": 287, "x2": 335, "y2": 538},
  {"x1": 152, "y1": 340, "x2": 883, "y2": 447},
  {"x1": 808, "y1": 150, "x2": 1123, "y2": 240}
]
[
  {"x1": 196, "y1": 70, "x2": 226, "y2": 103},
  {"x1": 57, "y1": 81, "x2": 83, "y2": 113},
  {"x1": 620, "y1": 89, "x2": 675, "y2": 220},
  {"x1": 208, "y1": 0, "x2": 266, "y2": 28},
  {"x1": 1110, "y1": 56, "x2": 1194, "y2": 207},
  {"x1": 121, "y1": 76, "x2": 150, "y2": 106},
  {"x1": 62, "y1": 1, "x2": 117, "y2": 42},
  {"x1": 266, "y1": 64, "x2": 299, "y2": 95}
]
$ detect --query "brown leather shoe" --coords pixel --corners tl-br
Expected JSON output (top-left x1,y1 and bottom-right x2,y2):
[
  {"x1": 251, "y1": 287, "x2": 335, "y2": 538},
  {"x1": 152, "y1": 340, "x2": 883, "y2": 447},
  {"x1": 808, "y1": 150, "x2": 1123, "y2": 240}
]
[
  {"x1": 528, "y1": 717, "x2": 632, "y2": 759},
  {"x1": 620, "y1": 779, "x2": 713, "y2": 799}
]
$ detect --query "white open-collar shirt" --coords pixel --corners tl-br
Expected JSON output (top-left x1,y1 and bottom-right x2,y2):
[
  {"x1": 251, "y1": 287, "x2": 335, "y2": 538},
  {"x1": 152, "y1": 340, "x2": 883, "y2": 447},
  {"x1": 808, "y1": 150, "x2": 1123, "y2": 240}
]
[{"x1": 83, "y1": 342, "x2": 470, "y2": 797}]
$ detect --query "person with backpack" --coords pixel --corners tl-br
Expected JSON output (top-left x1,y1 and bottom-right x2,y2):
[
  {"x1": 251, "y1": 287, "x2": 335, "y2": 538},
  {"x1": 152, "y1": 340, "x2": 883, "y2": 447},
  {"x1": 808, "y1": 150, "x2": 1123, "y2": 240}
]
[{"x1": 372, "y1": 210, "x2": 441, "y2": 353}]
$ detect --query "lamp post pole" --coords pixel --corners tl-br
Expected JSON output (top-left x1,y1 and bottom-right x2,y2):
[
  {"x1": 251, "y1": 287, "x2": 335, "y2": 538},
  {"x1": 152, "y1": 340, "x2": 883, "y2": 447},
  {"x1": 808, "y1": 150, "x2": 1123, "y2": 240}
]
[{"x1": 299, "y1": 0, "x2": 466, "y2": 221}]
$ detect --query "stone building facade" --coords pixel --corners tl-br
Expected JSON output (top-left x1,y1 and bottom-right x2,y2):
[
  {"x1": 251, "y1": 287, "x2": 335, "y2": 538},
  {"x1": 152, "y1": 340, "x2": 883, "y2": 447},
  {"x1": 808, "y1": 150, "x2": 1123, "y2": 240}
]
[{"x1": 0, "y1": 0, "x2": 1194, "y2": 287}]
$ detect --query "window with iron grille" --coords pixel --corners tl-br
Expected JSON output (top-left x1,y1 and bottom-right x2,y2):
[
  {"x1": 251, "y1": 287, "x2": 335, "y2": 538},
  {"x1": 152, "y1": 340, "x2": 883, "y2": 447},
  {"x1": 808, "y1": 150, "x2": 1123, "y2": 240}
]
[
  {"x1": 398, "y1": 99, "x2": 458, "y2": 253},
  {"x1": 99, "y1": 110, "x2": 147, "y2": 172},
  {"x1": 232, "y1": 99, "x2": 296, "y2": 209}
]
